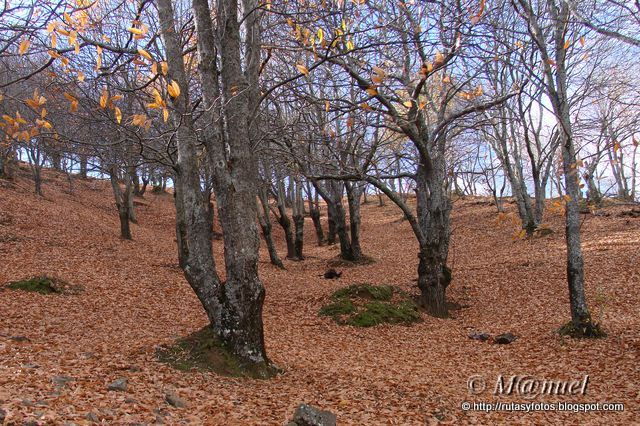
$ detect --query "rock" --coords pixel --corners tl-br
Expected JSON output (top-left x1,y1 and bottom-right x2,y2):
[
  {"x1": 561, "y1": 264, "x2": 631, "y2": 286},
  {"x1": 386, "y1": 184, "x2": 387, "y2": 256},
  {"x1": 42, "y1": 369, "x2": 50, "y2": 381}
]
[
  {"x1": 495, "y1": 332, "x2": 517, "y2": 344},
  {"x1": 469, "y1": 331, "x2": 490, "y2": 341},
  {"x1": 165, "y1": 391, "x2": 187, "y2": 408},
  {"x1": 125, "y1": 397, "x2": 138, "y2": 404},
  {"x1": 107, "y1": 378, "x2": 128, "y2": 392},
  {"x1": 9, "y1": 336, "x2": 30, "y2": 343},
  {"x1": 21, "y1": 399, "x2": 34, "y2": 407},
  {"x1": 85, "y1": 412, "x2": 99, "y2": 423},
  {"x1": 0, "y1": 408, "x2": 5, "y2": 423},
  {"x1": 322, "y1": 269, "x2": 342, "y2": 279},
  {"x1": 290, "y1": 404, "x2": 336, "y2": 426},
  {"x1": 51, "y1": 375, "x2": 74, "y2": 389}
]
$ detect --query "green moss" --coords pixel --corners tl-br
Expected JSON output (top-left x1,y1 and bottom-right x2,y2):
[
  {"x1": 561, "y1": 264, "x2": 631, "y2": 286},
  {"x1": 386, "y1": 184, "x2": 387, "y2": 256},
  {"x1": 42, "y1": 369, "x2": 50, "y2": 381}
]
[
  {"x1": 332, "y1": 283, "x2": 393, "y2": 301},
  {"x1": 156, "y1": 326, "x2": 279, "y2": 379},
  {"x1": 320, "y1": 284, "x2": 421, "y2": 327},
  {"x1": 558, "y1": 321, "x2": 607, "y2": 339},
  {"x1": 347, "y1": 301, "x2": 421, "y2": 327},
  {"x1": 319, "y1": 299, "x2": 356, "y2": 317},
  {"x1": 7, "y1": 276, "x2": 60, "y2": 294}
]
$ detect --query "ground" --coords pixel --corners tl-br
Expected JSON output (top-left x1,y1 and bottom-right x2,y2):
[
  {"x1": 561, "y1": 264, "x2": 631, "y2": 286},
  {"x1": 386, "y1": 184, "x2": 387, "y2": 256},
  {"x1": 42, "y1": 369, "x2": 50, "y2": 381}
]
[{"x1": 0, "y1": 167, "x2": 638, "y2": 425}]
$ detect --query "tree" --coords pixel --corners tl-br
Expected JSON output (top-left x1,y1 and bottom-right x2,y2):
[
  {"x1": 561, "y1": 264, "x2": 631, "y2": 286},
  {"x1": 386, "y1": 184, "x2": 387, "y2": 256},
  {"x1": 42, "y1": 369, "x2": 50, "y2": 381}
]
[{"x1": 513, "y1": 0, "x2": 603, "y2": 336}]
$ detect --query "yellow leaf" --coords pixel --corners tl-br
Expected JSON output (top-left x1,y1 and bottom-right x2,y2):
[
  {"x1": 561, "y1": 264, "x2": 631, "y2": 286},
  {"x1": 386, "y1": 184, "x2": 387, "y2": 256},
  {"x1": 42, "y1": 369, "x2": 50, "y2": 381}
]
[
  {"x1": 63, "y1": 92, "x2": 78, "y2": 103},
  {"x1": 114, "y1": 107, "x2": 122, "y2": 123},
  {"x1": 371, "y1": 75, "x2": 384, "y2": 84},
  {"x1": 563, "y1": 39, "x2": 571, "y2": 50},
  {"x1": 51, "y1": 32, "x2": 57, "y2": 48},
  {"x1": 296, "y1": 64, "x2": 309, "y2": 75},
  {"x1": 18, "y1": 39, "x2": 31, "y2": 55},
  {"x1": 579, "y1": 36, "x2": 585, "y2": 47},
  {"x1": 151, "y1": 62, "x2": 158, "y2": 74},
  {"x1": 63, "y1": 12, "x2": 73, "y2": 25},
  {"x1": 163, "y1": 108, "x2": 169, "y2": 122},
  {"x1": 167, "y1": 80, "x2": 181, "y2": 98},
  {"x1": 77, "y1": 71, "x2": 85, "y2": 82},
  {"x1": 317, "y1": 28, "x2": 324, "y2": 43},
  {"x1": 46, "y1": 22, "x2": 57, "y2": 33},
  {"x1": 99, "y1": 89, "x2": 108, "y2": 108},
  {"x1": 160, "y1": 62, "x2": 168, "y2": 75},
  {"x1": 324, "y1": 100, "x2": 330, "y2": 112},
  {"x1": 563, "y1": 195, "x2": 572, "y2": 202},
  {"x1": 128, "y1": 27, "x2": 144, "y2": 35},
  {"x1": 131, "y1": 114, "x2": 148, "y2": 127},
  {"x1": 372, "y1": 66, "x2": 386, "y2": 77},
  {"x1": 152, "y1": 88, "x2": 163, "y2": 105},
  {"x1": 403, "y1": 100, "x2": 413, "y2": 108},
  {"x1": 365, "y1": 87, "x2": 378, "y2": 96},
  {"x1": 137, "y1": 48, "x2": 152, "y2": 61},
  {"x1": 613, "y1": 142, "x2": 620, "y2": 153},
  {"x1": 70, "y1": 100, "x2": 78, "y2": 112},
  {"x1": 434, "y1": 52, "x2": 445, "y2": 67},
  {"x1": 110, "y1": 95, "x2": 123, "y2": 102}
]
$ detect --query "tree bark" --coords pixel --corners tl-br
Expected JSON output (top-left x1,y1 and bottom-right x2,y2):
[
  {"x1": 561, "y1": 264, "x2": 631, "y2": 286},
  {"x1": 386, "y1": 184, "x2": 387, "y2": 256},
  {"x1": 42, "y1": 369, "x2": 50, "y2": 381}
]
[
  {"x1": 257, "y1": 188, "x2": 284, "y2": 268},
  {"x1": 109, "y1": 166, "x2": 132, "y2": 240},
  {"x1": 415, "y1": 159, "x2": 451, "y2": 318}
]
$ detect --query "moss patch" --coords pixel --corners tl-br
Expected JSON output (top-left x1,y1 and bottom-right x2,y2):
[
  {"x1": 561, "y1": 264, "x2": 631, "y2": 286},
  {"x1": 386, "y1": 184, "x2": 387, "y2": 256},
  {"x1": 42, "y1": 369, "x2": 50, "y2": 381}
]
[
  {"x1": 558, "y1": 321, "x2": 607, "y2": 339},
  {"x1": 6, "y1": 275, "x2": 82, "y2": 295},
  {"x1": 332, "y1": 283, "x2": 393, "y2": 301},
  {"x1": 320, "y1": 284, "x2": 421, "y2": 327},
  {"x1": 327, "y1": 255, "x2": 376, "y2": 268},
  {"x1": 156, "y1": 326, "x2": 279, "y2": 379}
]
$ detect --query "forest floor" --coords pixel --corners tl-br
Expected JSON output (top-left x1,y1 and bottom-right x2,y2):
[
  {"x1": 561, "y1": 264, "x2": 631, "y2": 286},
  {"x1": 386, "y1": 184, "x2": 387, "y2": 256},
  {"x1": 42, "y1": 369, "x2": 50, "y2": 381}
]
[{"x1": 0, "y1": 166, "x2": 639, "y2": 425}]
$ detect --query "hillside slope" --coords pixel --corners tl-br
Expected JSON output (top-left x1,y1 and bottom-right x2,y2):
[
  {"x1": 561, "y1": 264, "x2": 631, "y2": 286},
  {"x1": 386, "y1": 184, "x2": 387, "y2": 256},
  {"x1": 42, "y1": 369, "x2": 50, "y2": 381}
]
[{"x1": 0, "y1": 167, "x2": 638, "y2": 425}]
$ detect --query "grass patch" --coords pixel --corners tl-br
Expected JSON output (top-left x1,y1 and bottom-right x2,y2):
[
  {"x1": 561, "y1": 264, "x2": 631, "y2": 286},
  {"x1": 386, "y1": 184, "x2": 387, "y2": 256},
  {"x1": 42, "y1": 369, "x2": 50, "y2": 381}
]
[
  {"x1": 320, "y1": 284, "x2": 421, "y2": 327},
  {"x1": 5, "y1": 275, "x2": 82, "y2": 295},
  {"x1": 156, "y1": 326, "x2": 279, "y2": 379}
]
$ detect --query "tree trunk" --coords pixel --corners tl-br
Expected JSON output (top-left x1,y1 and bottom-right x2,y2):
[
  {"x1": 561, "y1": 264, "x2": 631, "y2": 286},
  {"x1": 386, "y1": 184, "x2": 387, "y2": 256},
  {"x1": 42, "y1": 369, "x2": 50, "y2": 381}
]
[
  {"x1": 34, "y1": 165, "x2": 43, "y2": 196},
  {"x1": 194, "y1": 0, "x2": 271, "y2": 368},
  {"x1": 276, "y1": 202, "x2": 296, "y2": 259},
  {"x1": 257, "y1": 189, "x2": 284, "y2": 268},
  {"x1": 345, "y1": 182, "x2": 363, "y2": 260},
  {"x1": 79, "y1": 154, "x2": 88, "y2": 179},
  {"x1": 415, "y1": 161, "x2": 451, "y2": 318},
  {"x1": 109, "y1": 167, "x2": 132, "y2": 240},
  {"x1": 292, "y1": 179, "x2": 304, "y2": 260},
  {"x1": 159, "y1": 0, "x2": 273, "y2": 373},
  {"x1": 328, "y1": 199, "x2": 355, "y2": 261},
  {"x1": 326, "y1": 207, "x2": 337, "y2": 244}
]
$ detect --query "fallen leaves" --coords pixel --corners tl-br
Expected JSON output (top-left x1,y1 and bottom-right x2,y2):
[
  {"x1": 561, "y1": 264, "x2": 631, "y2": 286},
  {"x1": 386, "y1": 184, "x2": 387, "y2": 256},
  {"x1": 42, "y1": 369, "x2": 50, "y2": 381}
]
[{"x1": 0, "y1": 170, "x2": 638, "y2": 424}]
